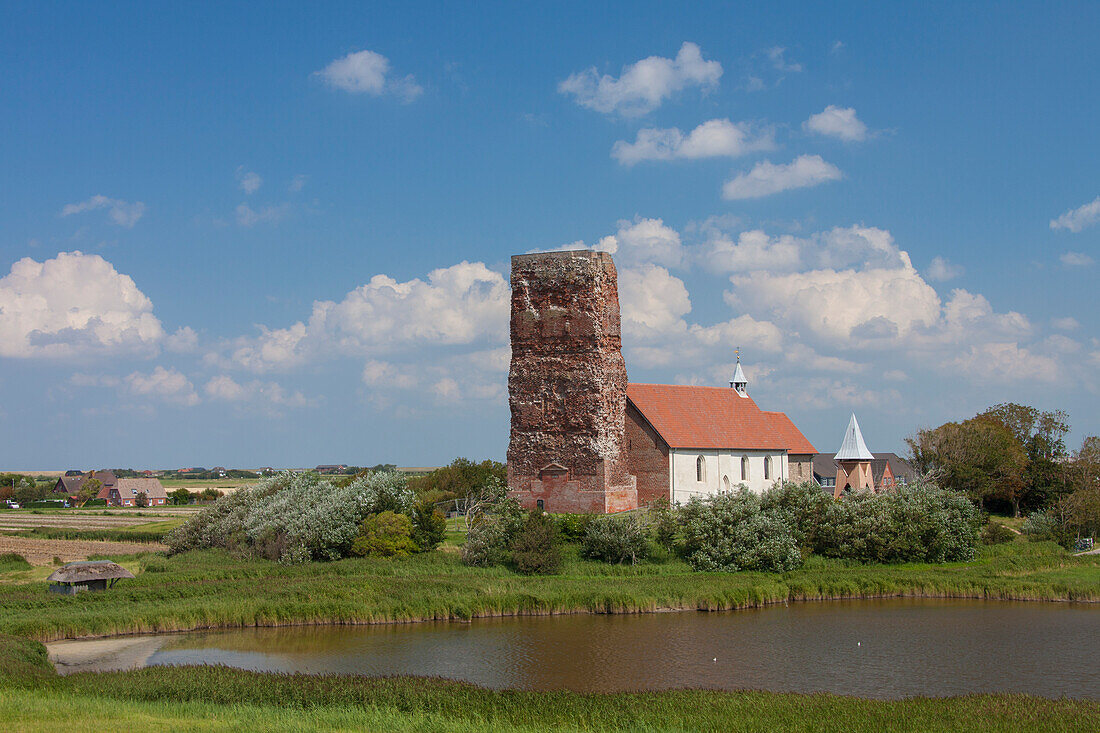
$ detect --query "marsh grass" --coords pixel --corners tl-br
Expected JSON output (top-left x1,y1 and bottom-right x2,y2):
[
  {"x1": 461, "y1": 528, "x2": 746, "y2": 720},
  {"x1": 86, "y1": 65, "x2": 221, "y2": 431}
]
[
  {"x1": 0, "y1": 539, "x2": 1096, "y2": 642},
  {"x1": 4, "y1": 521, "x2": 182, "y2": 544},
  {"x1": 0, "y1": 552, "x2": 32, "y2": 573}
]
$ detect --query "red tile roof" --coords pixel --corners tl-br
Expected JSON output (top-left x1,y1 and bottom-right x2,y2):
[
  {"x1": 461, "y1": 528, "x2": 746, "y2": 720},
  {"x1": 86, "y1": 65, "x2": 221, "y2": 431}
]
[
  {"x1": 762, "y1": 411, "x2": 818, "y2": 454},
  {"x1": 627, "y1": 383, "x2": 817, "y2": 453}
]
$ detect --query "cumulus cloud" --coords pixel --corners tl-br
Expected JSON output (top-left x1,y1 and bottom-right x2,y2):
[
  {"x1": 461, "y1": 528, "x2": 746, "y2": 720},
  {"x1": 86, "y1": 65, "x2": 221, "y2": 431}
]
[
  {"x1": 236, "y1": 167, "x2": 262, "y2": 194},
  {"x1": 722, "y1": 155, "x2": 841, "y2": 200},
  {"x1": 926, "y1": 256, "x2": 963, "y2": 281},
  {"x1": 165, "y1": 326, "x2": 199, "y2": 353},
  {"x1": 314, "y1": 49, "x2": 422, "y2": 102},
  {"x1": 618, "y1": 264, "x2": 691, "y2": 339},
  {"x1": 1060, "y1": 251, "x2": 1094, "y2": 267},
  {"x1": 1050, "y1": 196, "x2": 1100, "y2": 233},
  {"x1": 951, "y1": 343, "x2": 1059, "y2": 383},
  {"x1": 558, "y1": 42, "x2": 721, "y2": 116},
  {"x1": 1052, "y1": 317, "x2": 1080, "y2": 331},
  {"x1": 0, "y1": 251, "x2": 164, "y2": 358},
  {"x1": 204, "y1": 375, "x2": 311, "y2": 408},
  {"x1": 214, "y1": 261, "x2": 510, "y2": 373},
  {"x1": 803, "y1": 105, "x2": 868, "y2": 142},
  {"x1": 611, "y1": 119, "x2": 774, "y2": 165},
  {"x1": 700, "y1": 225, "x2": 905, "y2": 275},
  {"x1": 125, "y1": 367, "x2": 199, "y2": 406},
  {"x1": 534, "y1": 217, "x2": 683, "y2": 269},
  {"x1": 60, "y1": 195, "x2": 145, "y2": 228}
]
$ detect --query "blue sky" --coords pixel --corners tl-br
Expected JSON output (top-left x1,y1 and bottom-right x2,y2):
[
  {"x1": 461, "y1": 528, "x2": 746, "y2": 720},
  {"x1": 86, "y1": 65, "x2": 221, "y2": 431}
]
[{"x1": 1, "y1": 1, "x2": 1098, "y2": 469}]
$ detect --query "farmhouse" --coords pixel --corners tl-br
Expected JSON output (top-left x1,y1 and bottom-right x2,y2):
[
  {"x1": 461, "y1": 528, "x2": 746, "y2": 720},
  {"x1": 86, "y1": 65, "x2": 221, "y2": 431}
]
[
  {"x1": 109, "y1": 478, "x2": 168, "y2": 507},
  {"x1": 506, "y1": 250, "x2": 817, "y2": 513}
]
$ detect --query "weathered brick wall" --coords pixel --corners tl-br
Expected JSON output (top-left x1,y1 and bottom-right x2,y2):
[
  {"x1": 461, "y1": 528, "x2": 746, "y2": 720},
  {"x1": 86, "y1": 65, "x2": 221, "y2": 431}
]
[
  {"x1": 506, "y1": 251, "x2": 637, "y2": 513},
  {"x1": 624, "y1": 401, "x2": 670, "y2": 505},
  {"x1": 788, "y1": 454, "x2": 814, "y2": 483}
]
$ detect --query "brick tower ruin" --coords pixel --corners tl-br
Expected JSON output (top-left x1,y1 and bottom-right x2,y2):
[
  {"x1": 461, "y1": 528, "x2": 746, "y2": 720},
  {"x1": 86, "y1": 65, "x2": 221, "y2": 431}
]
[{"x1": 506, "y1": 251, "x2": 638, "y2": 513}]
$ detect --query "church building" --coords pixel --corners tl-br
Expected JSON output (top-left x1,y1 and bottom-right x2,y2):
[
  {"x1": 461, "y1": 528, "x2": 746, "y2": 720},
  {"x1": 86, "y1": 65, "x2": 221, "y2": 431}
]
[{"x1": 506, "y1": 249, "x2": 817, "y2": 513}]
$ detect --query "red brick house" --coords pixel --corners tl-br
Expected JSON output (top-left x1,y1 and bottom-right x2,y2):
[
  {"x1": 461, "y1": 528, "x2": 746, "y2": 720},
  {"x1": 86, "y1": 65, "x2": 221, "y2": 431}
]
[{"x1": 108, "y1": 478, "x2": 168, "y2": 507}]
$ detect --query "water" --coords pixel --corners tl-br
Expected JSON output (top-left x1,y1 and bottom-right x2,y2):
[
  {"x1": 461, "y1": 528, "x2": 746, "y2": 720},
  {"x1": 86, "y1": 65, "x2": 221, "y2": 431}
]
[{"x1": 48, "y1": 599, "x2": 1100, "y2": 699}]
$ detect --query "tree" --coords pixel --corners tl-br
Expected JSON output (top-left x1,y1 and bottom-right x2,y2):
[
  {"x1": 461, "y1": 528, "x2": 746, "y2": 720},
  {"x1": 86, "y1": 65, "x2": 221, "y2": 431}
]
[
  {"x1": 907, "y1": 417, "x2": 1026, "y2": 512},
  {"x1": 510, "y1": 509, "x2": 562, "y2": 575},
  {"x1": 135, "y1": 491, "x2": 149, "y2": 508},
  {"x1": 350, "y1": 511, "x2": 417, "y2": 557},
  {"x1": 407, "y1": 458, "x2": 507, "y2": 508},
  {"x1": 77, "y1": 478, "x2": 102, "y2": 505},
  {"x1": 411, "y1": 500, "x2": 447, "y2": 552},
  {"x1": 169, "y1": 488, "x2": 193, "y2": 506},
  {"x1": 980, "y1": 403, "x2": 1072, "y2": 512}
]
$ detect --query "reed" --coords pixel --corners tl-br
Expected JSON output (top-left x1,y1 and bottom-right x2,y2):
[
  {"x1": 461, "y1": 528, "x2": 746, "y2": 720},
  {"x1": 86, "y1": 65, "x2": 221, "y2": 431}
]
[{"x1": 0, "y1": 539, "x2": 1096, "y2": 642}]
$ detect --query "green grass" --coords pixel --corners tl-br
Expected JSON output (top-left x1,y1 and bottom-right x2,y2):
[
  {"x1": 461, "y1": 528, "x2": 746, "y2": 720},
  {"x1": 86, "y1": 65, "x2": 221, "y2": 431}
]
[
  {"x1": 0, "y1": 552, "x2": 32, "y2": 574},
  {"x1": 159, "y1": 478, "x2": 259, "y2": 489},
  {"x1": 0, "y1": 538, "x2": 1097, "y2": 642},
  {"x1": 0, "y1": 635, "x2": 1097, "y2": 731}
]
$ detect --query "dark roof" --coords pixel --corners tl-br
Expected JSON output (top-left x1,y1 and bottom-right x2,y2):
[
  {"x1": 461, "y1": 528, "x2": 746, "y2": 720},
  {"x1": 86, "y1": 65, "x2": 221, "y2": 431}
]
[
  {"x1": 627, "y1": 384, "x2": 816, "y2": 452},
  {"x1": 64, "y1": 469, "x2": 84, "y2": 477},
  {"x1": 56, "y1": 475, "x2": 85, "y2": 493},
  {"x1": 47, "y1": 560, "x2": 135, "y2": 584},
  {"x1": 89, "y1": 470, "x2": 117, "y2": 487},
  {"x1": 812, "y1": 452, "x2": 918, "y2": 483}
]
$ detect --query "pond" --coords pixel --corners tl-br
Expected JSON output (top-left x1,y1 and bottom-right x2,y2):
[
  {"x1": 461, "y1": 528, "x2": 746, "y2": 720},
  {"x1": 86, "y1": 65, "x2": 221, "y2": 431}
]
[{"x1": 47, "y1": 599, "x2": 1099, "y2": 699}]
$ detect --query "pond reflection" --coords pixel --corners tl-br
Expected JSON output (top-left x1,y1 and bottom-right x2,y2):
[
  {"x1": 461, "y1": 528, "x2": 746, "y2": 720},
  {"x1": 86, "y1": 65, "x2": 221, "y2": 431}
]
[{"x1": 48, "y1": 599, "x2": 1100, "y2": 699}]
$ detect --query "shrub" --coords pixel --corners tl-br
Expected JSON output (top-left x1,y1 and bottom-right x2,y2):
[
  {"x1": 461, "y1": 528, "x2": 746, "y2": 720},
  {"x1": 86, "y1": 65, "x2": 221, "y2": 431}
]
[
  {"x1": 411, "y1": 501, "x2": 447, "y2": 552},
  {"x1": 761, "y1": 481, "x2": 835, "y2": 552},
  {"x1": 647, "y1": 499, "x2": 679, "y2": 551},
  {"x1": 582, "y1": 513, "x2": 649, "y2": 564},
  {"x1": 350, "y1": 511, "x2": 418, "y2": 558},
  {"x1": 556, "y1": 513, "x2": 592, "y2": 542},
  {"x1": 165, "y1": 470, "x2": 416, "y2": 563},
  {"x1": 679, "y1": 491, "x2": 802, "y2": 573},
  {"x1": 1022, "y1": 510, "x2": 1065, "y2": 544},
  {"x1": 0, "y1": 553, "x2": 31, "y2": 573},
  {"x1": 981, "y1": 521, "x2": 1016, "y2": 545},
  {"x1": 460, "y1": 499, "x2": 526, "y2": 567},
  {"x1": 510, "y1": 509, "x2": 562, "y2": 575}
]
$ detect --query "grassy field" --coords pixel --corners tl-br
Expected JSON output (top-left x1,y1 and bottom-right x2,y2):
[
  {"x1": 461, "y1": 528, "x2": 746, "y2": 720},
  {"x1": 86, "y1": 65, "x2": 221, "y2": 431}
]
[
  {"x1": 0, "y1": 535, "x2": 1097, "y2": 642},
  {"x1": 0, "y1": 633, "x2": 1096, "y2": 732},
  {"x1": 159, "y1": 478, "x2": 260, "y2": 489}
]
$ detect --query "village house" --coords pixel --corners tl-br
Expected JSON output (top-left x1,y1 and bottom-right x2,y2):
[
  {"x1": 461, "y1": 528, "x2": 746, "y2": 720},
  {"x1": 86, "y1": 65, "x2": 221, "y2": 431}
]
[
  {"x1": 108, "y1": 478, "x2": 168, "y2": 507},
  {"x1": 53, "y1": 470, "x2": 117, "y2": 500}
]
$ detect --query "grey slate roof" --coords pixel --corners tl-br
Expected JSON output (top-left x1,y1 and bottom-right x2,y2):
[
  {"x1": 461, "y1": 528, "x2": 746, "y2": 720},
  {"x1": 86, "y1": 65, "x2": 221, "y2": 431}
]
[
  {"x1": 47, "y1": 560, "x2": 135, "y2": 584},
  {"x1": 834, "y1": 413, "x2": 874, "y2": 461}
]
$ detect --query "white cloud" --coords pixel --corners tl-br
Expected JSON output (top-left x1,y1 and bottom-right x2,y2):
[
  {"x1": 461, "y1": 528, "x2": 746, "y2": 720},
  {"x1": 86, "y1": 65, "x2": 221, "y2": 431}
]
[
  {"x1": 722, "y1": 155, "x2": 841, "y2": 200},
  {"x1": 700, "y1": 225, "x2": 905, "y2": 275},
  {"x1": 558, "y1": 42, "x2": 722, "y2": 116},
  {"x1": 165, "y1": 326, "x2": 199, "y2": 353},
  {"x1": 236, "y1": 203, "x2": 287, "y2": 227},
  {"x1": 926, "y1": 256, "x2": 963, "y2": 281},
  {"x1": 60, "y1": 195, "x2": 145, "y2": 228},
  {"x1": 533, "y1": 217, "x2": 683, "y2": 269},
  {"x1": 803, "y1": 105, "x2": 868, "y2": 142},
  {"x1": 951, "y1": 343, "x2": 1059, "y2": 383},
  {"x1": 315, "y1": 50, "x2": 422, "y2": 102},
  {"x1": 1050, "y1": 196, "x2": 1100, "y2": 233},
  {"x1": 1060, "y1": 251, "x2": 1094, "y2": 267},
  {"x1": 618, "y1": 264, "x2": 691, "y2": 339},
  {"x1": 125, "y1": 367, "x2": 199, "y2": 406},
  {"x1": 204, "y1": 375, "x2": 311, "y2": 408},
  {"x1": 1052, "y1": 317, "x2": 1080, "y2": 331},
  {"x1": 289, "y1": 175, "x2": 307, "y2": 193},
  {"x1": 236, "y1": 167, "x2": 262, "y2": 195},
  {"x1": 215, "y1": 261, "x2": 510, "y2": 373},
  {"x1": 0, "y1": 251, "x2": 164, "y2": 358},
  {"x1": 611, "y1": 119, "x2": 774, "y2": 165},
  {"x1": 361, "y1": 359, "x2": 417, "y2": 389},
  {"x1": 766, "y1": 47, "x2": 802, "y2": 72}
]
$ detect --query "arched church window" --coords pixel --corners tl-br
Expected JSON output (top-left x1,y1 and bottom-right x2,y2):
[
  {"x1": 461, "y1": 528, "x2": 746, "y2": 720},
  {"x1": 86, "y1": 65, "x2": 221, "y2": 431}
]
[
  {"x1": 740, "y1": 456, "x2": 749, "y2": 481},
  {"x1": 722, "y1": 475, "x2": 731, "y2": 493},
  {"x1": 696, "y1": 455, "x2": 706, "y2": 483},
  {"x1": 764, "y1": 456, "x2": 771, "y2": 480}
]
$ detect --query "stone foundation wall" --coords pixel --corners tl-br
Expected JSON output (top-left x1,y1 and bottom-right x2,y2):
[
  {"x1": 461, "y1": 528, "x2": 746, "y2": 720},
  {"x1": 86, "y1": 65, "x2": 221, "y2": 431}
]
[{"x1": 506, "y1": 251, "x2": 636, "y2": 513}]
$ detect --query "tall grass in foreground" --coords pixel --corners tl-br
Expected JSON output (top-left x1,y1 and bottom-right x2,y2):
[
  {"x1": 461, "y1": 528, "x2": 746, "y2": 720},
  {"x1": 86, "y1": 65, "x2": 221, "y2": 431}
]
[{"x1": 0, "y1": 540, "x2": 1097, "y2": 642}]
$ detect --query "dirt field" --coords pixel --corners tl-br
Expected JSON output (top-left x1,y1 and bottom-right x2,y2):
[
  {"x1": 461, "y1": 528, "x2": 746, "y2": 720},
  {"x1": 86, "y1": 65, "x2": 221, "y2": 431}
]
[
  {"x1": 0, "y1": 509, "x2": 197, "y2": 532},
  {"x1": 0, "y1": 536, "x2": 165, "y2": 564}
]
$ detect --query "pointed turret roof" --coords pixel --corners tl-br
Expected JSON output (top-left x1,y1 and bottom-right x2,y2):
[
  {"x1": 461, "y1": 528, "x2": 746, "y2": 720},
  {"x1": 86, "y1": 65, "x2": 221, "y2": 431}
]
[
  {"x1": 731, "y1": 360, "x2": 747, "y2": 386},
  {"x1": 834, "y1": 413, "x2": 874, "y2": 461}
]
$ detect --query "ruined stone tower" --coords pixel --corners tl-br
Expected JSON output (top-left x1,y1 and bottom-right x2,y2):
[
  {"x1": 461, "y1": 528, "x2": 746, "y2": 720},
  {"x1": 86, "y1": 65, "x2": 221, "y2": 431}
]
[{"x1": 506, "y1": 251, "x2": 637, "y2": 513}]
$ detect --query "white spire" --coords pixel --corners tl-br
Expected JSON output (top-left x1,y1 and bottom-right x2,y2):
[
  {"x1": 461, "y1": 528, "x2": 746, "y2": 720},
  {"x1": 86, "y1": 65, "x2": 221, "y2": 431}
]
[
  {"x1": 834, "y1": 413, "x2": 873, "y2": 461},
  {"x1": 730, "y1": 348, "x2": 748, "y2": 396}
]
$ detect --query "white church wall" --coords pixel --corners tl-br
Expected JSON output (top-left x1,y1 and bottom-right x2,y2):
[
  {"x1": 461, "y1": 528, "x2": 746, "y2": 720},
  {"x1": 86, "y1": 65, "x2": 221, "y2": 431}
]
[{"x1": 669, "y1": 449, "x2": 787, "y2": 505}]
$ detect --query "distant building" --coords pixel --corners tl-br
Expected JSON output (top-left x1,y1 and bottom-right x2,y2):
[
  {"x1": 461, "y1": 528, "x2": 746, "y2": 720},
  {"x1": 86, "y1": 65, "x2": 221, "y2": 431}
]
[
  {"x1": 108, "y1": 478, "x2": 168, "y2": 507},
  {"x1": 315, "y1": 464, "x2": 348, "y2": 474},
  {"x1": 53, "y1": 470, "x2": 117, "y2": 500},
  {"x1": 816, "y1": 415, "x2": 916, "y2": 498}
]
